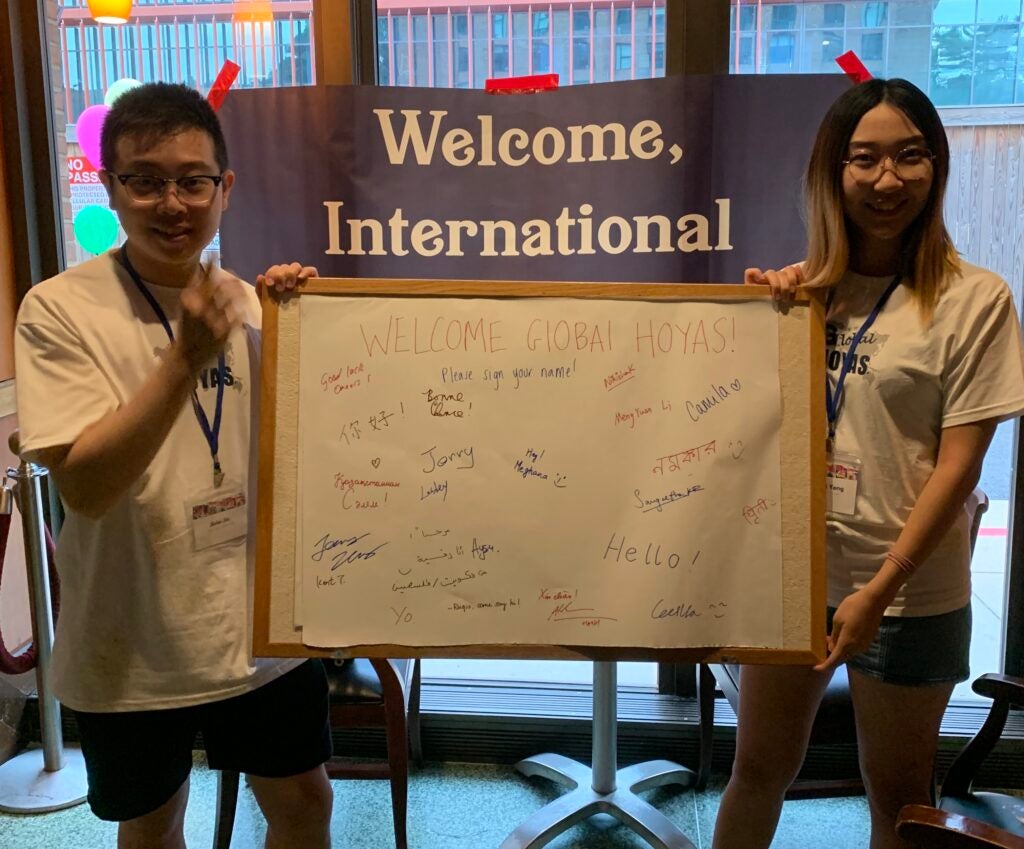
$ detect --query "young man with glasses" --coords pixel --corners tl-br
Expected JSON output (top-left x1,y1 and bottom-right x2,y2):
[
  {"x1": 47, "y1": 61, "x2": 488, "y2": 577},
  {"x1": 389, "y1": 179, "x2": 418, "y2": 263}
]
[{"x1": 14, "y1": 83, "x2": 331, "y2": 848}]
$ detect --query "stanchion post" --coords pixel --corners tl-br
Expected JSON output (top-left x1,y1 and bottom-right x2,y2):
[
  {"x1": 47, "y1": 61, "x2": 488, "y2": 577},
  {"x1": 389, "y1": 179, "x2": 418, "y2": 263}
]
[
  {"x1": 8, "y1": 433, "x2": 62, "y2": 771},
  {"x1": 0, "y1": 431, "x2": 87, "y2": 813}
]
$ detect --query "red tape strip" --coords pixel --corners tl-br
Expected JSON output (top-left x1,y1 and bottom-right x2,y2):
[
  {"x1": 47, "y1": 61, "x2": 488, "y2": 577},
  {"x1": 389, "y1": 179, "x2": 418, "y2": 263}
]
[
  {"x1": 207, "y1": 59, "x2": 241, "y2": 112},
  {"x1": 485, "y1": 73, "x2": 560, "y2": 94},
  {"x1": 836, "y1": 50, "x2": 872, "y2": 84}
]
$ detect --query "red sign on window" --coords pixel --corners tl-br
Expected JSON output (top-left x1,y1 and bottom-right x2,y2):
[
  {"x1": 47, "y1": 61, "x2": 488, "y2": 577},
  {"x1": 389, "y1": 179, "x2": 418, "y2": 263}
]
[{"x1": 67, "y1": 156, "x2": 102, "y2": 185}]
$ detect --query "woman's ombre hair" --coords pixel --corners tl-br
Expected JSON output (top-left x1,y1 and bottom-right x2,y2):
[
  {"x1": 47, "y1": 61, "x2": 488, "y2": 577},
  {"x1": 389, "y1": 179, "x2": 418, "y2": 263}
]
[{"x1": 803, "y1": 78, "x2": 959, "y2": 320}]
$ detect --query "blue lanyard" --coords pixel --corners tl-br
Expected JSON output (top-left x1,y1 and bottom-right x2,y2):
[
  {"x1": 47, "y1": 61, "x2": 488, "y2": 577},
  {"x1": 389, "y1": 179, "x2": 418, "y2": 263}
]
[
  {"x1": 119, "y1": 247, "x2": 226, "y2": 487},
  {"x1": 825, "y1": 274, "x2": 901, "y2": 447}
]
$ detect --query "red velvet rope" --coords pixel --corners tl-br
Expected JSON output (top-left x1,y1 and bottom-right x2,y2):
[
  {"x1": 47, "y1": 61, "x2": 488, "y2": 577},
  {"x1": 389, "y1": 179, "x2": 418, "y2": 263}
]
[{"x1": 0, "y1": 508, "x2": 61, "y2": 676}]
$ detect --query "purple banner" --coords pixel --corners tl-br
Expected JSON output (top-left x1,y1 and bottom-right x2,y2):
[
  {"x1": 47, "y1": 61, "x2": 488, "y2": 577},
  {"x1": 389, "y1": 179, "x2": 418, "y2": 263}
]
[{"x1": 219, "y1": 75, "x2": 848, "y2": 285}]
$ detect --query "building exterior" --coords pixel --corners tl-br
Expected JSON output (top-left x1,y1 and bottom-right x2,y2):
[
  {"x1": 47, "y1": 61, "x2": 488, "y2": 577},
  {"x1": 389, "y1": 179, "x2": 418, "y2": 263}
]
[
  {"x1": 56, "y1": 1, "x2": 1024, "y2": 111},
  {"x1": 728, "y1": 0, "x2": 1024, "y2": 106},
  {"x1": 374, "y1": 1, "x2": 667, "y2": 87},
  {"x1": 57, "y1": 0, "x2": 315, "y2": 123}
]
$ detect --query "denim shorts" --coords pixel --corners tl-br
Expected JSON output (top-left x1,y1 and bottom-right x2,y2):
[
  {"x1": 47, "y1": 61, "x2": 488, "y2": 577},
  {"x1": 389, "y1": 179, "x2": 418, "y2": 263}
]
[{"x1": 826, "y1": 603, "x2": 971, "y2": 687}]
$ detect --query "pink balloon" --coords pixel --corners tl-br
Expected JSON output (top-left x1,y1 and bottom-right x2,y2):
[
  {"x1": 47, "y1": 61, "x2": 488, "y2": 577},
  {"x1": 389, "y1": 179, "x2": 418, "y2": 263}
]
[{"x1": 76, "y1": 104, "x2": 110, "y2": 171}]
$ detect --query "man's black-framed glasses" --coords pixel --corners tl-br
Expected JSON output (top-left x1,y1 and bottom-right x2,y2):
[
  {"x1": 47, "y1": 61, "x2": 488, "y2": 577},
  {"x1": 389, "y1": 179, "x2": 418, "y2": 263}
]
[{"x1": 113, "y1": 173, "x2": 224, "y2": 206}]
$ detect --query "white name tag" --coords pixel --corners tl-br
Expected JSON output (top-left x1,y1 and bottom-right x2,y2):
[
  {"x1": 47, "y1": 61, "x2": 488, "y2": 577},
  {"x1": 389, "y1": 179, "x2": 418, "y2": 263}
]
[
  {"x1": 826, "y1": 454, "x2": 861, "y2": 516},
  {"x1": 187, "y1": 483, "x2": 247, "y2": 551}
]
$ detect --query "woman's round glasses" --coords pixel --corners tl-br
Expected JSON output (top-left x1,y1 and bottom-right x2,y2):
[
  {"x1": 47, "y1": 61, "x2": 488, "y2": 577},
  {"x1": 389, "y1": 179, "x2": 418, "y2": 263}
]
[
  {"x1": 842, "y1": 147, "x2": 935, "y2": 185},
  {"x1": 113, "y1": 173, "x2": 224, "y2": 206}
]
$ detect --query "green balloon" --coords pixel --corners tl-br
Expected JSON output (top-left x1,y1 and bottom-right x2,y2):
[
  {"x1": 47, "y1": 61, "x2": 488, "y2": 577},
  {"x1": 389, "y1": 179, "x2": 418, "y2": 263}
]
[
  {"x1": 74, "y1": 206, "x2": 119, "y2": 255},
  {"x1": 104, "y1": 78, "x2": 141, "y2": 107}
]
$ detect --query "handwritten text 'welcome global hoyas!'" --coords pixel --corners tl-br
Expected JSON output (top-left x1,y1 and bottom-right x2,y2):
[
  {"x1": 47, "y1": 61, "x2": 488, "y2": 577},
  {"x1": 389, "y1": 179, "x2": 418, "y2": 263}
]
[
  {"x1": 322, "y1": 110, "x2": 733, "y2": 260},
  {"x1": 359, "y1": 314, "x2": 739, "y2": 360}
]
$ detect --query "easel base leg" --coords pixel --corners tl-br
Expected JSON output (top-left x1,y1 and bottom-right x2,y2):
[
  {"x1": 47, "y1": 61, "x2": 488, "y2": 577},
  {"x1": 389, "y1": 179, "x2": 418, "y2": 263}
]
[
  {"x1": 0, "y1": 746, "x2": 88, "y2": 813},
  {"x1": 501, "y1": 756, "x2": 697, "y2": 849},
  {"x1": 514, "y1": 753, "x2": 591, "y2": 789}
]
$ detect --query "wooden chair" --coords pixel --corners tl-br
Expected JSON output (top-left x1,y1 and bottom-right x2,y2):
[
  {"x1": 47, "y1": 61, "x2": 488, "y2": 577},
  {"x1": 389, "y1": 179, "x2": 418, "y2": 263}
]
[
  {"x1": 938, "y1": 673, "x2": 1024, "y2": 830},
  {"x1": 895, "y1": 671, "x2": 1024, "y2": 848},
  {"x1": 212, "y1": 657, "x2": 422, "y2": 849},
  {"x1": 898, "y1": 804, "x2": 1024, "y2": 849},
  {"x1": 697, "y1": 487, "x2": 989, "y2": 797}
]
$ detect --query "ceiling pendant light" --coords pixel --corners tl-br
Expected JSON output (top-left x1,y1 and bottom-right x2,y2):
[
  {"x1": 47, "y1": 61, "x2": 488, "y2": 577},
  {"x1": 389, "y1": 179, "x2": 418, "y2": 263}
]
[{"x1": 86, "y1": 0, "x2": 132, "y2": 25}]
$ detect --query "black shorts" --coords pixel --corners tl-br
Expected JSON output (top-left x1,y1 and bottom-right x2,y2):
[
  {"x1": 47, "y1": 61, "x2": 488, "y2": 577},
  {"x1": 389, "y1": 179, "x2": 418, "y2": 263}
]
[{"x1": 73, "y1": 660, "x2": 332, "y2": 822}]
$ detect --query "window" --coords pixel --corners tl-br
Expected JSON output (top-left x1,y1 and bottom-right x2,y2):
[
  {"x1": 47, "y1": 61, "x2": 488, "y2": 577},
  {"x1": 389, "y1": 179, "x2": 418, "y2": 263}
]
[
  {"x1": 616, "y1": 42, "x2": 633, "y2": 71},
  {"x1": 859, "y1": 30, "x2": 886, "y2": 61},
  {"x1": 889, "y1": 26, "x2": 931, "y2": 91},
  {"x1": 863, "y1": 1, "x2": 888, "y2": 26},
  {"x1": 511, "y1": 11, "x2": 529, "y2": 75},
  {"x1": 412, "y1": 14, "x2": 429, "y2": 86},
  {"x1": 392, "y1": 16, "x2": 410, "y2": 86},
  {"x1": 892, "y1": 0, "x2": 936, "y2": 25},
  {"x1": 594, "y1": 8, "x2": 612, "y2": 82},
  {"x1": 635, "y1": 7, "x2": 654, "y2": 77},
  {"x1": 825, "y1": 3, "x2": 847, "y2": 26},
  {"x1": 931, "y1": 25, "x2": 975, "y2": 105},
  {"x1": 654, "y1": 7, "x2": 666, "y2": 74},
  {"x1": 378, "y1": 17, "x2": 390, "y2": 84},
  {"x1": 573, "y1": 38, "x2": 591, "y2": 74},
  {"x1": 453, "y1": 13, "x2": 469, "y2": 87},
  {"x1": 375, "y1": 1, "x2": 665, "y2": 89},
  {"x1": 615, "y1": 8, "x2": 632, "y2": 80},
  {"x1": 51, "y1": 1, "x2": 315, "y2": 271},
  {"x1": 733, "y1": 33, "x2": 755, "y2": 68},
  {"x1": 974, "y1": 24, "x2": 1018, "y2": 103},
  {"x1": 934, "y1": 0, "x2": 980, "y2": 24},
  {"x1": 432, "y1": 14, "x2": 449, "y2": 86},
  {"x1": 573, "y1": 8, "x2": 589, "y2": 82},
  {"x1": 804, "y1": 29, "x2": 845, "y2": 70},
  {"x1": 490, "y1": 13, "x2": 511, "y2": 80},
  {"x1": 493, "y1": 12, "x2": 508, "y2": 39},
  {"x1": 552, "y1": 9, "x2": 570, "y2": 81},
  {"x1": 978, "y1": 0, "x2": 1023, "y2": 22},
  {"x1": 493, "y1": 43, "x2": 509, "y2": 75},
  {"x1": 532, "y1": 41, "x2": 550, "y2": 74},
  {"x1": 753, "y1": 2, "x2": 1022, "y2": 82},
  {"x1": 533, "y1": 10, "x2": 550, "y2": 37},
  {"x1": 767, "y1": 32, "x2": 796, "y2": 70},
  {"x1": 769, "y1": 4, "x2": 798, "y2": 29},
  {"x1": 472, "y1": 12, "x2": 489, "y2": 87}
]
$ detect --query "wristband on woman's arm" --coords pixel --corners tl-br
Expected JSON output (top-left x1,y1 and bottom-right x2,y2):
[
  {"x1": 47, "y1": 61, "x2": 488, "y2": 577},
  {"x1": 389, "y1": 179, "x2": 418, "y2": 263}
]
[{"x1": 886, "y1": 550, "x2": 918, "y2": 575}]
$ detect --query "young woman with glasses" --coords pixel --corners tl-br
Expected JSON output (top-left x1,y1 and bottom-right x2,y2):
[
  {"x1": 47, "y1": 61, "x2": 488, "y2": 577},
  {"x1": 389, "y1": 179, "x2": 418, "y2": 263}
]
[{"x1": 712, "y1": 79, "x2": 1024, "y2": 849}]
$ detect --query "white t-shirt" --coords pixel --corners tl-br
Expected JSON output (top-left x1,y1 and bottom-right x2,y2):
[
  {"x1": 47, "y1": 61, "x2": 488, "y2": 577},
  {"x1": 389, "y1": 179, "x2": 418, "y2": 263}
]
[
  {"x1": 826, "y1": 262, "x2": 1024, "y2": 616},
  {"x1": 14, "y1": 251, "x2": 299, "y2": 712}
]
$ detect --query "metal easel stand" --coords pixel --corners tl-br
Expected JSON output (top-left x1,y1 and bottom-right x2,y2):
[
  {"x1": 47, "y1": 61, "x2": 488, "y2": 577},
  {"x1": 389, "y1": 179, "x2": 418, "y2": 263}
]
[
  {"x1": 0, "y1": 435, "x2": 87, "y2": 813},
  {"x1": 500, "y1": 661, "x2": 698, "y2": 849}
]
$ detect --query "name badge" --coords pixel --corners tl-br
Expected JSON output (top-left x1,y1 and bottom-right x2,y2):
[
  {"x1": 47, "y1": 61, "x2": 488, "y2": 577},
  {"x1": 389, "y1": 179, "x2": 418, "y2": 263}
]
[
  {"x1": 826, "y1": 453, "x2": 861, "y2": 516},
  {"x1": 186, "y1": 482, "x2": 248, "y2": 551}
]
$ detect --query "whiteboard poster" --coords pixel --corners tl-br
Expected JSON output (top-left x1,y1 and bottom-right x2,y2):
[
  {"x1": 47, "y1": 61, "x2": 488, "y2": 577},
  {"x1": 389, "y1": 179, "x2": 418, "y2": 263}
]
[{"x1": 295, "y1": 295, "x2": 783, "y2": 649}]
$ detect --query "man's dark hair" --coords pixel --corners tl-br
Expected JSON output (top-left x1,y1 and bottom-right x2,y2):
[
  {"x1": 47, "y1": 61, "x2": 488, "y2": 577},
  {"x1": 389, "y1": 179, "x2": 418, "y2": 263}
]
[{"x1": 100, "y1": 82, "x2": 229, "y2": 173}]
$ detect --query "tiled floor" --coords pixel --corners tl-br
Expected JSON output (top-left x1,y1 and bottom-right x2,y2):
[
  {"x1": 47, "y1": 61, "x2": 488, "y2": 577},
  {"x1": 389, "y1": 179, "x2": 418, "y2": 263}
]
[{"x1": 0, "y1": 753, "x2": 874, "y2": 849}]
